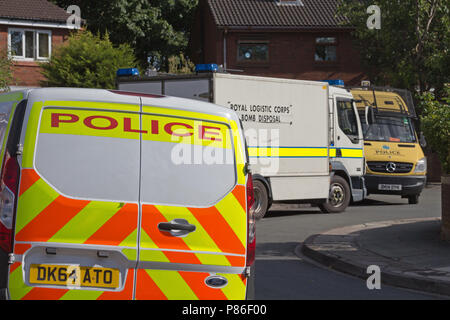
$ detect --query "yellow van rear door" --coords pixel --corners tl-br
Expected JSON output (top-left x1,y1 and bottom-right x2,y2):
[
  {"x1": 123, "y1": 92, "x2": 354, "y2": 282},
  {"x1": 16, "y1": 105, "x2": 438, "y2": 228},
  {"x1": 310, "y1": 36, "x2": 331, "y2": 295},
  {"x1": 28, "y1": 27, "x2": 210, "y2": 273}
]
[
  {"x1": 11, "y1": 101, "x2": 141, "y2": 300},
  {"x1": 135, "y1": 106, "x2": 248, "y2": 300}
]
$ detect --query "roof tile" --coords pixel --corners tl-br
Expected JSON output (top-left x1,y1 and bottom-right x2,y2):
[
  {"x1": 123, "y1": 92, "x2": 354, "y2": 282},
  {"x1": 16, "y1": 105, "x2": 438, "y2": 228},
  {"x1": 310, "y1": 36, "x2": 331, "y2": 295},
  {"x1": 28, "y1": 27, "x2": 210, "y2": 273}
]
[
  {"x1": 0, "y1": 0, "x2": 70, "y2": 23},
  {"x1": 207, "y1": 0, "x2": 350, "y2": 28}
]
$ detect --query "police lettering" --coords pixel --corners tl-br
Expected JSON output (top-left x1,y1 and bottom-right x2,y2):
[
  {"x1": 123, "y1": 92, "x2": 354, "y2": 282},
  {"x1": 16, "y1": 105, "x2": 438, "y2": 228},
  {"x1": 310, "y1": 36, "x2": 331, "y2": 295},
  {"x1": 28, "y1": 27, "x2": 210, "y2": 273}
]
[{"x1": 50, "y1": 113, "x2": 222, "y2": 142}]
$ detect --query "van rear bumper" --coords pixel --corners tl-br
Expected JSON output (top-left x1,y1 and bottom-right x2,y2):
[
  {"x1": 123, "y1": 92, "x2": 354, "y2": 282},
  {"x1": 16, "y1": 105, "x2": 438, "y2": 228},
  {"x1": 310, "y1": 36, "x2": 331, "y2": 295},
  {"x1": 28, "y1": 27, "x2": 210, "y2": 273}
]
[{"x1": 365, "y1": 174, "x2": 426, "y2": 196}]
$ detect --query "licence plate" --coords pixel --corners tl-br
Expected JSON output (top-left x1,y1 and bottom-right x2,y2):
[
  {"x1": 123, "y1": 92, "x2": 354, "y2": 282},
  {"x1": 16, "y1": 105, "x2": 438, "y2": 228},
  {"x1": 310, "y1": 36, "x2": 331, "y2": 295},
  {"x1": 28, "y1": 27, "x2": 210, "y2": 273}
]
[
  {"x1": 29, "y1": 264, "x2": 120, "y2": 289},
  {"x1": 378, "y1": 184, "x2": 402, "y2": 191}
]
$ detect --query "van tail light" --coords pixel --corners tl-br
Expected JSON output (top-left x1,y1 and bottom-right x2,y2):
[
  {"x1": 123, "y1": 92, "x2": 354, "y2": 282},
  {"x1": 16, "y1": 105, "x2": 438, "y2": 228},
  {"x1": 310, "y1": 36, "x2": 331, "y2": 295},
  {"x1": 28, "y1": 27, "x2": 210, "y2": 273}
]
[
  {"x1": 0, "y1": 152, "x2": 20, "y2": 254},
  {"x1": 246, "y1": 172, "x2": 256, "y2": 267}
]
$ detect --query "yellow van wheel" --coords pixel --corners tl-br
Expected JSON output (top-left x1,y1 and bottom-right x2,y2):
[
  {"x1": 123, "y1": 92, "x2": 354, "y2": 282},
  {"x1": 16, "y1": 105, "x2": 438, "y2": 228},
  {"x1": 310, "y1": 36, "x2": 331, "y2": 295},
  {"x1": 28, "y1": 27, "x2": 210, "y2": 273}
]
[{"x1": 408, "y1": 194, "x2": 419, "y2": 205}]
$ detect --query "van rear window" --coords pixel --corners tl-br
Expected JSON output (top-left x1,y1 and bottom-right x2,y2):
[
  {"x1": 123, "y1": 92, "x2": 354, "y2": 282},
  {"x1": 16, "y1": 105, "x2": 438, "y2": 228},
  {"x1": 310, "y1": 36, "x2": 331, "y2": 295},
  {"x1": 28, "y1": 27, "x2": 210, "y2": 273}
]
[
  {"x1": 35, "y1": 108, "x2": 141, "y2": 202},
  {"x1": 34, "y1": 108, "x2": 236, "y2": 206},
  {"x1": 139, "y1": 113, "x2": 237, "y2": 207}
]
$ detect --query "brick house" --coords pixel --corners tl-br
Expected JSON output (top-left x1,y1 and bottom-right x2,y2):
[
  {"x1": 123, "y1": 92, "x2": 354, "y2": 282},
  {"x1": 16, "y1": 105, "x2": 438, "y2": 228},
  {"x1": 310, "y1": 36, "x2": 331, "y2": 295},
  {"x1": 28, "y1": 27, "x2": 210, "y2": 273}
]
[
  {"x1": 0, "y1": 0, "x2": 75, "y2": 89},
  {"x1": 190, "y1": 0, "x2": 367, "y2": 85}
]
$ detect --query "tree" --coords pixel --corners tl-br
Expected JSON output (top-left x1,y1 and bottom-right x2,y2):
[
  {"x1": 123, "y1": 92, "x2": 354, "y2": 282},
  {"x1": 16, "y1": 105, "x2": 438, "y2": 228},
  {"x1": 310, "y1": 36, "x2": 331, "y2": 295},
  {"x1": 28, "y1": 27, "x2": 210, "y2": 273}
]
[
  {"x1": 168, "y1": 53, "x2": 195, "y2": 74},
  {"x1": 50, "y1": 0, "x2": 198, "y2": 72},
  {"x1": 40, "y1": 31, "x2": 137, "y2": 89},
  {"x1": 338, "y1": 0, "x2": 449, "y2": 102},
  {"x1": 419, "y1": 86, "x2": 450, "y2": 174},
  {"x1": 0, "y1": 51, "x2": 14, "y2": 91}
]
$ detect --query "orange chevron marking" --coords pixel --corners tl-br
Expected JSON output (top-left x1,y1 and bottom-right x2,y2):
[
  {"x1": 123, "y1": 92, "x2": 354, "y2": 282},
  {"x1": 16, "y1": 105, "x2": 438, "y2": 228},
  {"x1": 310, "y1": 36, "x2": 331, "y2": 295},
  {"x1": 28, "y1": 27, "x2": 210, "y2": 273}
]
[
  {"x1": 10, "y1": 262, "x2": 21, "y2": 274},
  {"x1": 15, "y1": 195, "x2": 90, "y2": 242},
  {"x1": 18, "y1": 169, "x2": 41, "y2": 196},
  {"x1": 22, "y1": 287, "x2": 69, "y2": 300},
  {"x1": 141, "y1": 205, "x2": 200, "y2": 255},
  {"x1": 232, "y1": 185, "x2": 246, "y2": 210},
  {"x1": 13, "y1": 243, "x2": 31, "y2": 255},
  {"x1": 141, "y1": 205, "x2": 230, "y2": 299},
  {"x1": 188, "y1": 206, "x2": 245, "y2": 256},
  {"x1": 85, "y1": 203, "x2": 138, "y2": 246},
  {"x1": 135, "y1": 269, "x2": 167, "y2": 300},
  {"x1": 224, "y1": 255, "x2": 246, "y2": 267},
  {"x1": 178, "y1": 271, "x2": 227, "y2": 300},
  {"x1": 97, "y1": 269, "x2": 134, "y2": 300}
]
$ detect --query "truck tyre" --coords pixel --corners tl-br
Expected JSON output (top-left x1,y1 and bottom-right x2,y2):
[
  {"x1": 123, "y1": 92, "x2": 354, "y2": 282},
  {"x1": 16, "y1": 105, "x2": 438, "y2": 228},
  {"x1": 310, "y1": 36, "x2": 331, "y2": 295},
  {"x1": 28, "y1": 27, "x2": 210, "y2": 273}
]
[
  {"x1": 253, "y1": 180, "x2": 269, "y2": 220},
  {"x1": 319, "y1": 175, "x2": 350, "y2": 213},
  {"x1": 408, "y1": 194, "x2": 419, "y2": 204}
]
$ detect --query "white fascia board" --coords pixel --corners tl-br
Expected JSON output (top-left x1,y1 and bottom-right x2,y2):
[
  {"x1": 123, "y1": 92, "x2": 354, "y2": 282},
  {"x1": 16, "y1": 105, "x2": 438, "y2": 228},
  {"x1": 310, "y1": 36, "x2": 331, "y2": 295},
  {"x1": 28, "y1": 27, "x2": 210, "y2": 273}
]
[{"x1": 0, "y1": 18, "x2": 79, "y2": 30}]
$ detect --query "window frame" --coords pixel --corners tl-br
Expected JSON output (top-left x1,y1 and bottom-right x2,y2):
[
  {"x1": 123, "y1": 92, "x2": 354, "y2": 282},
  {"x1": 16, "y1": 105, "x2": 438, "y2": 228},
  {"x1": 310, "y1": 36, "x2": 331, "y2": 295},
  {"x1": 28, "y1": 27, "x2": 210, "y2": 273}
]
[
  {"x1": 237, "y1": 40, "x2": 270, "y2": 64},
  {"x1": 314, "y1": 36, "x2": 338, "y2": 63},
  {"x1": 335, "y1": 98, "x2": 360, "y2": 143},
  {"x1": 8, "y1": 28, "x2": 52, "y2": 61}
]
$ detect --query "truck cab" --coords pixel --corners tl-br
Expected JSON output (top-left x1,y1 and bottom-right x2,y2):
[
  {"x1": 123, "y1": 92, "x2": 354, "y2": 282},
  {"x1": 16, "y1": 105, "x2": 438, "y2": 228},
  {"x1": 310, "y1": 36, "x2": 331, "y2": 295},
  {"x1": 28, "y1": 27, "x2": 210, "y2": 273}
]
[
  {"x1": 351, "y1": 87, "x2": 426, "y2": 204},
  {"x1": 325, "y1": 85, "x2": 365, "y2": 213}
]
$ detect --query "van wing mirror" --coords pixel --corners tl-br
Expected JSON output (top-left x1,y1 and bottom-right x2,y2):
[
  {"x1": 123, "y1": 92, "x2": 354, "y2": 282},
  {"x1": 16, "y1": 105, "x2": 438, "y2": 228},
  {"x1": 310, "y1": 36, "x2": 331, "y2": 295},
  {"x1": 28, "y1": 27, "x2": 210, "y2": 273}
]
[
  {"x1": 419, "y1": 131, "x2": 427, "y2": 148},
  {"x1": 365, "y1": 105, "x2": 376, "y2": 125}
]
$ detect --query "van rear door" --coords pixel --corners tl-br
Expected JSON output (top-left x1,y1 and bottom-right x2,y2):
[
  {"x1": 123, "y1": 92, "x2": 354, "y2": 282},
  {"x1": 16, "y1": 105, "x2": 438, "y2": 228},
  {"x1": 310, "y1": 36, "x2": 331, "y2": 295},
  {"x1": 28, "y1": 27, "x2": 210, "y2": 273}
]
[
  {"x1": 10, "y1": 92, "x2": 141, "y2": 300},
  {"x1": 0, "y1": 92, "x2": 26, "y2": 298},
  {"x1": 135, "y1": 102, "x2": 248, "y2": 300}
]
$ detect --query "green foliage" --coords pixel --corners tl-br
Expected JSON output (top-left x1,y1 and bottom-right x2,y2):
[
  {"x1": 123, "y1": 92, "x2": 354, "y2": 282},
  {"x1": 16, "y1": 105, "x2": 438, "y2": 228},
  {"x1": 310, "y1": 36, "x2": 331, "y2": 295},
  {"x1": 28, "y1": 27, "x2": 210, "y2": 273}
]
[
  {"x1": 419, "y1": 86, "x2": 450, "y2": 174},
  {"x1": 40, "y1": 31, "x2": 137, "y2": 89},
  {"x1": 338, "y1": 0, "x2": 449, "y2": 101},
  {"x1": 168, "y1": 53, "x2": 195, "y2": 74},
  {"x1": 50, "y1": 0, "x2": 199, "y2": 71},
  {"x1": 0, "y1": 51, "x2": 14, "y2": 91}
]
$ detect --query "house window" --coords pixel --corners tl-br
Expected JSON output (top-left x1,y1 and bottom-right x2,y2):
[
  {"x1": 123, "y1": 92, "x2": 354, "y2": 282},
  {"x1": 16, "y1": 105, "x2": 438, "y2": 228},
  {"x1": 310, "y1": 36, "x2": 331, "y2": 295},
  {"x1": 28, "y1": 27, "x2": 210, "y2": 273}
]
[
  {"x1": 315, "y1": 37, "x2": 337, "y2": 62},
  {"x1": 238, "y1": 41, "x2": 269, "y2": 63},
  {"x1": 8, "y1": 29, "x2": 52, "y2": 60}
]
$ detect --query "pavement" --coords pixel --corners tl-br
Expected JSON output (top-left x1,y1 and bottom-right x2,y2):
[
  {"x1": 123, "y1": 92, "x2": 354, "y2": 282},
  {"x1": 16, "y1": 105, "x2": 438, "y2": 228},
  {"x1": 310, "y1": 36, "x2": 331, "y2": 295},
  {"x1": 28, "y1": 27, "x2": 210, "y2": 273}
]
[{"x1": 301, "y1": 217, "x2": 450, "y2": 297}]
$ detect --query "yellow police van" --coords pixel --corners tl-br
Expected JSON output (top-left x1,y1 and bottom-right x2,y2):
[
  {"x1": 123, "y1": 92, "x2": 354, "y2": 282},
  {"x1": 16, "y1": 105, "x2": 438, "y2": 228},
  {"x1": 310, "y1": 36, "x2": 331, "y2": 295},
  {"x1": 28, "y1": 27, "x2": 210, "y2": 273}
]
[
  {"x1": 0, "y1": 88, "x2": 255, "y2": 300},
  {"x1": 351, "y1": 87, "x2": 427, "y2": 204}
]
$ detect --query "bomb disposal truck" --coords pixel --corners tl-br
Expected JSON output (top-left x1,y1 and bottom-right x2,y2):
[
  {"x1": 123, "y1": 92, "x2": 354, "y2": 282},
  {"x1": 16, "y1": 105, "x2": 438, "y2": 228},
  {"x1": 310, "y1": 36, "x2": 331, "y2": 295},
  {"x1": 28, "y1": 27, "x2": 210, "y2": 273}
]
[
  {"x1": 351, "y1": 86, "x2": 427, "y2": 204},
  {"x1": 117, "y1": 67, "x2": 366, "y2": 219}
]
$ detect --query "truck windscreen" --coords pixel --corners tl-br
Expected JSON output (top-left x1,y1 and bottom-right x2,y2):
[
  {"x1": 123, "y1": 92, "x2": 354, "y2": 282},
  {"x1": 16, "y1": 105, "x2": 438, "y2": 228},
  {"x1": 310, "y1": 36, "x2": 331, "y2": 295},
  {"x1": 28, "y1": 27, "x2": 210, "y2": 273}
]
[{"x1": 362, "y1": 116, "x2": 416, "y2": 143}]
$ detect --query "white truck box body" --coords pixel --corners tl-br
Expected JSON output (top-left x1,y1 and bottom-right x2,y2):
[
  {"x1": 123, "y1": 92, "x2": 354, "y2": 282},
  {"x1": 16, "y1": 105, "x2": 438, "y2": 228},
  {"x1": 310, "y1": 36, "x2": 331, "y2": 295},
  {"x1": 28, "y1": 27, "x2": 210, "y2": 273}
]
[
  {"x1": 119, "y1": 73, "x2": 330, "y2": 201},
  {"x1": 213, "y1": 74, "x2": 330, "y2": 201}
]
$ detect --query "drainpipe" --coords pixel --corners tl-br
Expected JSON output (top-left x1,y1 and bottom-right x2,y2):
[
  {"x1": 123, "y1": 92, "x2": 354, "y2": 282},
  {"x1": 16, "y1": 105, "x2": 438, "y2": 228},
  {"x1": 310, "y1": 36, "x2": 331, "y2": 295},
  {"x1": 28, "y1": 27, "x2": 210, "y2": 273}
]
[{"x1": 223, "y1": 28, "x2": 228, "y2": 70}]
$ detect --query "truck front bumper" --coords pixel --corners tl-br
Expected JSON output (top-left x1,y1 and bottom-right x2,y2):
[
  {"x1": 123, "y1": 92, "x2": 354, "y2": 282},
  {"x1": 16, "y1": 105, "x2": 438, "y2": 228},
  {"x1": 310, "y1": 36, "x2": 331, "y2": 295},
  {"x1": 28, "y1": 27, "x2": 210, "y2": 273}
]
[{"x1": 365, "y1": 174, "x2": 426, "y2": 196}]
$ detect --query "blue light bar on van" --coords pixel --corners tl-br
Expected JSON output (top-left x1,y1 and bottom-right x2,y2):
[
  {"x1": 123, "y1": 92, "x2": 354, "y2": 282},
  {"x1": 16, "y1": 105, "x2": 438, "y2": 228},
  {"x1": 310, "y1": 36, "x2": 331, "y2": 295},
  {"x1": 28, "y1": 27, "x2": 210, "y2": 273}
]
[
  {"x1": 322, "y1": 79, "x2": 345, "y2": 87},
  {"x1": 117, "y1": 68, "x2": 140, "y2": 77},
  {"x1": 195, "y1": 64, "x2": 219, "y2": 73}
]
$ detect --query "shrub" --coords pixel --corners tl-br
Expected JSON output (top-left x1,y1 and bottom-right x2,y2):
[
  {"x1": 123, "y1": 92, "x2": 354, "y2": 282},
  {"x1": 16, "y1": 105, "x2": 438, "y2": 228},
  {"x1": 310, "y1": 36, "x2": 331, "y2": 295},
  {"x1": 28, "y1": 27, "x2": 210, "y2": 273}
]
[
  {"x1": 41, "y1": 31, "x2": 138, "y2": 89},
  {"x1": 0, "y1": 51, "x2": 14, "y2": 91},
  {"x1": 168, "y1": 53, "x2": 195, "y2": 74},
  {"x1": 420, "y1": 86, "x2": 450, "y2": 174}
]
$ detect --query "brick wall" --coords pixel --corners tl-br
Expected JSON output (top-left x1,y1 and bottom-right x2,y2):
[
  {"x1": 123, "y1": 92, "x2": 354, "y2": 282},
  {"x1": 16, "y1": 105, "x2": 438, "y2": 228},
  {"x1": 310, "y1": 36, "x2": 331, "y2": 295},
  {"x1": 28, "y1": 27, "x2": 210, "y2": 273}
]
[
  {"x1": 0, "y1": 24, "x2": 70, "y2": 87},
  {"x1": 426, "y1": 151, "x2": 443, "y2": 183},
  {"x1": 442, "y1": 176, "x2": 450, "y2": 241},
  {"x1": 192, "y1": 26, "x2": 366, "y2": 85}
]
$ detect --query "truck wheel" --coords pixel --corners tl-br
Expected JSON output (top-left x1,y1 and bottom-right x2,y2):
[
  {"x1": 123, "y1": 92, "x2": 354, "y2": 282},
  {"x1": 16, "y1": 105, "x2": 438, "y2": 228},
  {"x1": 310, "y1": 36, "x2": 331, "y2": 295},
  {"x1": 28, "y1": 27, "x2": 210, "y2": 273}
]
[
  {"x1": 253, "y1": 180, "x2": 269, "y2": 220},
  {"x1": 319, "y1": 175, "x2": 350, "y2": 214},
  {"x1": 408, "y1": 194, "x2": 419, "y2": 204}
]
